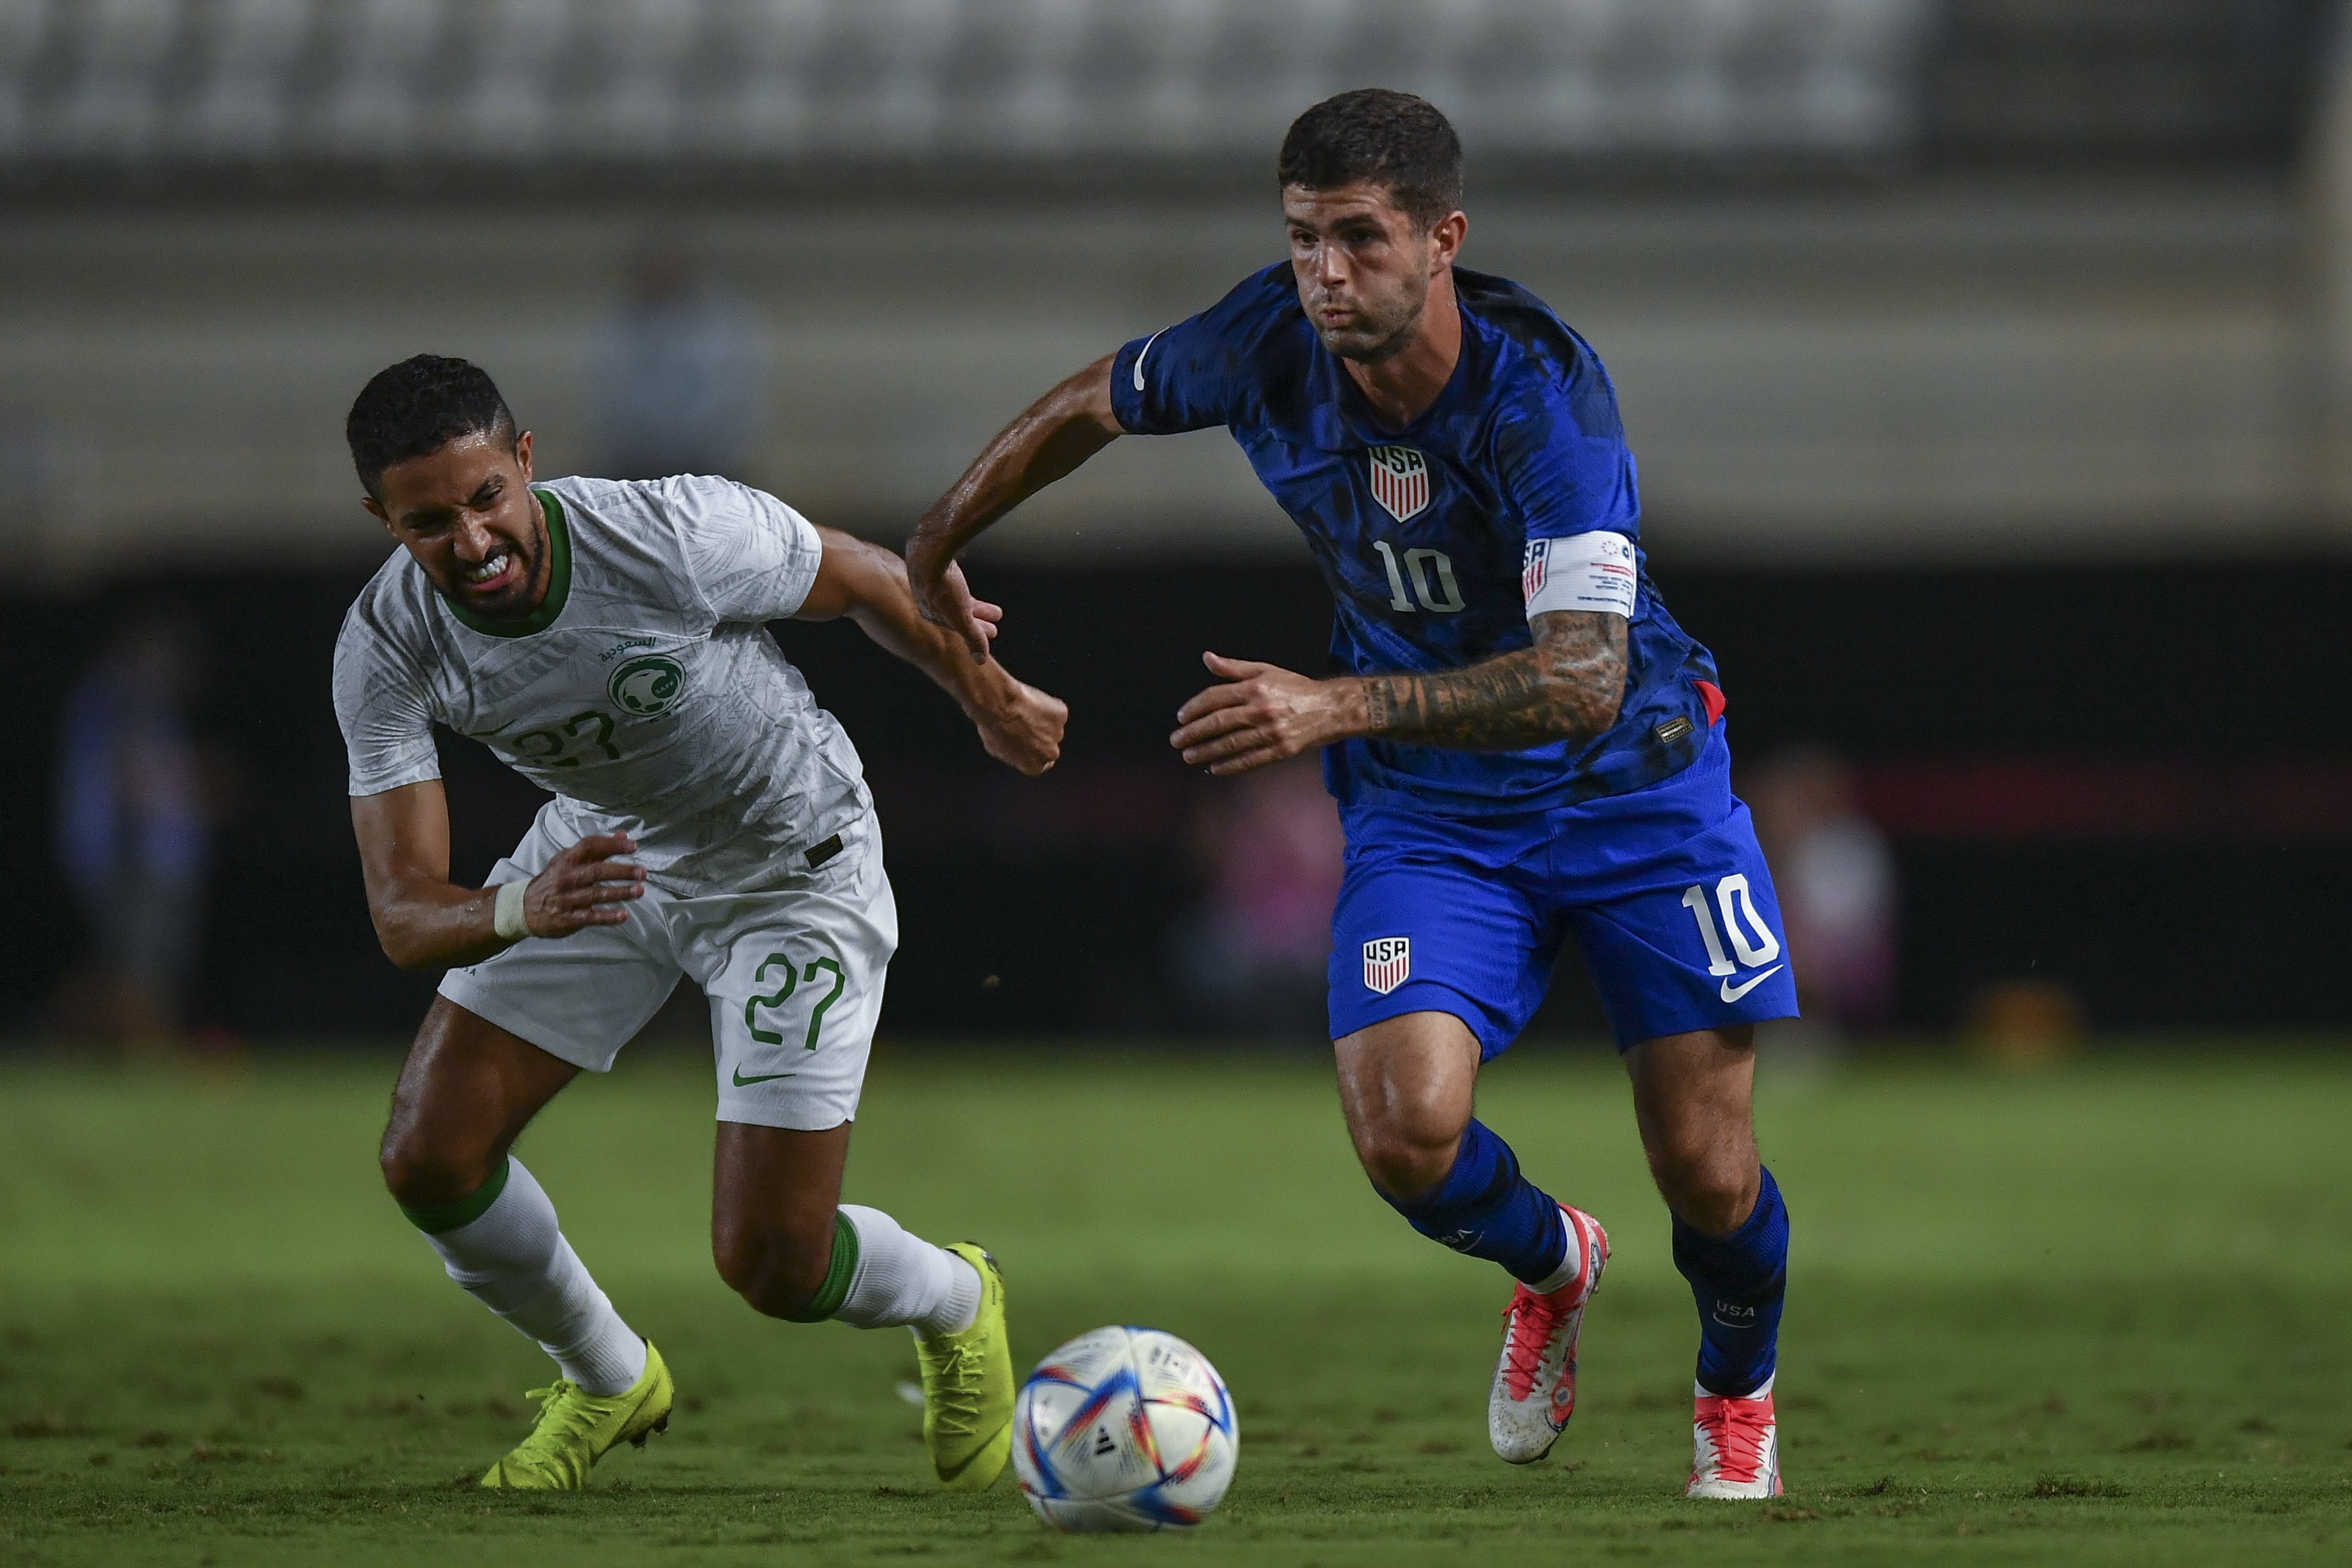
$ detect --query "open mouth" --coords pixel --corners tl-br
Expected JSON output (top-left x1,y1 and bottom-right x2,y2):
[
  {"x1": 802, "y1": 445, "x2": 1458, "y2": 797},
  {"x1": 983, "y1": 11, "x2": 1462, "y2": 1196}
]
[{"x1": 458, "y1": 547, "x2": 521, "y2": 597}]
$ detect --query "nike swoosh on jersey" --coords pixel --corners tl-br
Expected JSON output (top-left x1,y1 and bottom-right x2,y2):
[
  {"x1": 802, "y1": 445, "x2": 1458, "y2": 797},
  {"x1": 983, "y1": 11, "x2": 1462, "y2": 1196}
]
[
  {"x1": 1132, "y1": 328, "x2": 1165, "y2": 391},
  {"x1": 1719, "y1": 965, "x2": 1785, "y2": 1003},
  {"x1": 731, "y1": 1066, "x2": 795, "y2": 1086}
]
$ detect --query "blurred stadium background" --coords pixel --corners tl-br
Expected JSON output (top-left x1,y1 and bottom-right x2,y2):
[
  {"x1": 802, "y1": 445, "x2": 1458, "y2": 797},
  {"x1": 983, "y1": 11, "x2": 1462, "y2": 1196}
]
[{"x1": 3, "y1": 0, "x2": 2348, "y2": 1051}]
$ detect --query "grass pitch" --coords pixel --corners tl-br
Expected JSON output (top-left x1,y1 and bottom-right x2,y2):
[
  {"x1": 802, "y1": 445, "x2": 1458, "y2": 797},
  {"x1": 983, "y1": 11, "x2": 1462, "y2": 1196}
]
[{"x1": 1, "y1": 1042, "x2": 2348, "y2": 1566}]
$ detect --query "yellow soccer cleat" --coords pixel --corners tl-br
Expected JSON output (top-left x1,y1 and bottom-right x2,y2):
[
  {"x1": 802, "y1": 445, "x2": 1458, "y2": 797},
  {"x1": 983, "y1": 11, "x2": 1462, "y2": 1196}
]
[
  {"x1": 480, "y1": 1340, "x2": 674, "y2": 1490},
  {"x1": 916, "y1": 1244, "x2": 1013, "y2": 1491}
]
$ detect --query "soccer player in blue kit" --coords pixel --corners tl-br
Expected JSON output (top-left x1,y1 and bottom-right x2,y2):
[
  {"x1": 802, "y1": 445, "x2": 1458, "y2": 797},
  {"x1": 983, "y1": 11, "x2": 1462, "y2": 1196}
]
[{"x1": 907, "y1": 90, "x2": 1796, "y2": 1498}]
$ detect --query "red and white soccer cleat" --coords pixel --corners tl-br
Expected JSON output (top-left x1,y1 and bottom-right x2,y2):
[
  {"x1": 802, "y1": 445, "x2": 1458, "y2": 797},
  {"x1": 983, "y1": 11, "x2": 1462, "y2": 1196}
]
[
  {"x1": 1487, "y1": 1205, "x2": 1610, "y2": 1464},
  {"x1": 1687, "y1": 1379, "x2": 1782, "y2": 1498}
]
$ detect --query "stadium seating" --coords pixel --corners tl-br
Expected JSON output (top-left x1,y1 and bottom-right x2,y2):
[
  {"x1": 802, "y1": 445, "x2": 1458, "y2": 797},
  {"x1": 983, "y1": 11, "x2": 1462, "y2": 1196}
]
[{"x1": 0, "y1": 0, "x2": 1935, "y2": 170}]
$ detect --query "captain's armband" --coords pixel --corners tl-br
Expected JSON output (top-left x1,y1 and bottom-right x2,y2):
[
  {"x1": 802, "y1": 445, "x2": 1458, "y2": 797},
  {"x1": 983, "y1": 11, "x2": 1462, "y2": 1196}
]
[{"x1": 1521, "y1": 532, "x2": 1638, "y2": 622}]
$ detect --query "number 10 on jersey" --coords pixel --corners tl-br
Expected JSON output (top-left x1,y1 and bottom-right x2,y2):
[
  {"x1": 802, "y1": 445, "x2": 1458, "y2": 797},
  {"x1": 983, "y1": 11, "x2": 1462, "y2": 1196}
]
[{"x1": 1371, "y1": 541, "x2": 1466, "y2": 614}]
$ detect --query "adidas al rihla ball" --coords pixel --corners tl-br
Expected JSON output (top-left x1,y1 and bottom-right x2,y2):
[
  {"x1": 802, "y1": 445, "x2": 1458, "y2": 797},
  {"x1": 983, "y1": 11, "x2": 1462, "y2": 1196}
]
[{"x1": 1012, "y1": 1326, "x2": 1238, "y2": 1532}]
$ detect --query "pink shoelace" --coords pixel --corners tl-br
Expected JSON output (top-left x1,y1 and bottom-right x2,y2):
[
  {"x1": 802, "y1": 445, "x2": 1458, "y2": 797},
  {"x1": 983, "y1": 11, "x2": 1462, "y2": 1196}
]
[
  {"x1": 1694, "y1": 1393, "x2": 1773, "y2": 1482},
  {"x1": 1498, "y1": 1287, "x2": 1568, "y2": 1402}
]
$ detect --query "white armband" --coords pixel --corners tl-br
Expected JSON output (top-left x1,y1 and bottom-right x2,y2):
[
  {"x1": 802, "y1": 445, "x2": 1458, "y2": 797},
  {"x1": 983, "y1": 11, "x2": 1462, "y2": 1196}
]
[
  {"x1": 1522, "y1": 531, "x2": 1638, "y2": 621},
  {"x1": 493, "y1": 878, "x2": 530, "y2": 942}
]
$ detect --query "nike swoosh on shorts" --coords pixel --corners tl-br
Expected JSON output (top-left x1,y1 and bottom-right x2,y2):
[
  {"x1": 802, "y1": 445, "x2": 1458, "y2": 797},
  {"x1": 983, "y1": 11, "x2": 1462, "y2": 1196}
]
[{"x1": 1719, "y1": 965, "x2": 1784, "y2": 1003}]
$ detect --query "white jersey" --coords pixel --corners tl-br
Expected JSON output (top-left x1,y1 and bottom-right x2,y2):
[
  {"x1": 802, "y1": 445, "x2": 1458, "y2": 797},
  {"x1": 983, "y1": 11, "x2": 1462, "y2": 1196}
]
[{"x1": 333, "y1": 474, "x2": 867, "y2": 897}]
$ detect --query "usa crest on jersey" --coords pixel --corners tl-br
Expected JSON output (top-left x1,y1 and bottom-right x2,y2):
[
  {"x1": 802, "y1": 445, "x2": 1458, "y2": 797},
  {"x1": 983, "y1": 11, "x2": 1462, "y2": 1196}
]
[
  {"x1": 1363, "y1": 936, "x2": 1412, "y2": 994},
  {"x1": 1367, "y1": 446, "x2": 1430, "y2": 522}
]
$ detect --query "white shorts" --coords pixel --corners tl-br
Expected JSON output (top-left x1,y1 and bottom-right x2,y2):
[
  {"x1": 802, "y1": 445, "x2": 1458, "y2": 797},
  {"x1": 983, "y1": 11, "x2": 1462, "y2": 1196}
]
[{"x1": 437, "y1": 805, "x2": 898, "y2": 1131}]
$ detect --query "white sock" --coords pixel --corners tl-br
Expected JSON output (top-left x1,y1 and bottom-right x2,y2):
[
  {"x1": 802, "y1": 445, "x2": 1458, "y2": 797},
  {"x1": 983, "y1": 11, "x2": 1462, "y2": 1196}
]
[
  {"x1": 1527, "y1": 1206, "x2": 1585, "y2": 1297},
  {"x1": 418, "y1": 1158, "x2": 648, "y2": 1396},
  {"x1": 834, "y1": 1204, "x2": 982, "y2": 1339}
]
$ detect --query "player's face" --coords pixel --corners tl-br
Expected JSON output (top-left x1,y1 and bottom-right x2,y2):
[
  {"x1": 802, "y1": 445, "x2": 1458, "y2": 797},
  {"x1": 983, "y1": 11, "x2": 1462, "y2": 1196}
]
[
  {"x1": 364, "y1": 429, "x2": 548, "y2": 621},
  {"x1": 1283, "y1": 182, "x2": 1463, "y2": 363}
]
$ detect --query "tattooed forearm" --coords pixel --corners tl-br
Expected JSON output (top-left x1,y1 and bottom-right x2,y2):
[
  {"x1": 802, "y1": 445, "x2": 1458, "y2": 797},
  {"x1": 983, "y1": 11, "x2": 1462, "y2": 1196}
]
[{"x1": 1357, "y1": 610, "x2": 1627, "y2": 751}]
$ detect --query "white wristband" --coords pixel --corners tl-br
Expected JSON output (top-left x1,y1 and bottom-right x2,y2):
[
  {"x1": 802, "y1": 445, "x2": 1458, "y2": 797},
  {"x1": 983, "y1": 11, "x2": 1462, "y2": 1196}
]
[{"x1": 493, "y1": 879, "x2": 530, "y2": 942}]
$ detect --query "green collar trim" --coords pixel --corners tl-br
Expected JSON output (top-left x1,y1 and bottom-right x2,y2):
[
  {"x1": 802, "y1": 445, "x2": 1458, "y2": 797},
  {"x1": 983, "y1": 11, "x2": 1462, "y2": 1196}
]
[{"x1": 437, "y1": 488, "x2": 572, "y2": 638}]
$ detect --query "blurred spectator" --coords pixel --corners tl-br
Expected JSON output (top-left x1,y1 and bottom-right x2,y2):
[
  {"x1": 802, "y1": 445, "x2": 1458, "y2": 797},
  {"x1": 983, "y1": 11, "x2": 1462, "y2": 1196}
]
[
  {"x1": 1172, "y1": 758, "x2": 1346, "y2": 1038},
  {"x1": 1748, "y1": 748, "x2": 1898, "y2": 1043},
  {"x1": 52, "y1": 614, "x2": 212, "y2": 1047},
  {"x1": 588, "y1": 242, "x2": 768, "y2": 481}
]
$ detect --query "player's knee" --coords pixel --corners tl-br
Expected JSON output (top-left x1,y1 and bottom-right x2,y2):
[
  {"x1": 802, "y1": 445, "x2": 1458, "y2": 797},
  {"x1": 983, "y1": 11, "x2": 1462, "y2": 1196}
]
[
  {"x1": 377, "y1": 1125, "x2": 501, "y2": 1212},
  {"x1": 1349, "y1": 1118, "x2": 1459, "y2": 1202},
  {"x1": 1646, "y1": 1137, "x2": 1752, "y2": 1235},
  {"x1": 713, "y1": 1225, "x2": 831, "y2": 1321}
]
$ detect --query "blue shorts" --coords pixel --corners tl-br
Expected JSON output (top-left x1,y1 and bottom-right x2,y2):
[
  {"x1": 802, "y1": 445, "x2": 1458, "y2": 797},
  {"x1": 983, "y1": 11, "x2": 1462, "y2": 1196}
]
[{"x1": 1328, "y1": 727, "x2": 1799, "y2": 1054}]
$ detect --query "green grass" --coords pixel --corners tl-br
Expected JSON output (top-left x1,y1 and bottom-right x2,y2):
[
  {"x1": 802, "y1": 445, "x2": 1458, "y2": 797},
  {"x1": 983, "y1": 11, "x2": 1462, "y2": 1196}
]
[{"x1": 1, "y1": 1042, "x2": 2348, "y2": 1566}]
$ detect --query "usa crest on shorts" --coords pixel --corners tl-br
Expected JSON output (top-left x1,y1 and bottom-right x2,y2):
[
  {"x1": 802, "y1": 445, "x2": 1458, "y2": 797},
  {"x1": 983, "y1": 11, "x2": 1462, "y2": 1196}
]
[
  {"x1": 1367, "y1": 446, "x2": 1430, "y2": 522},
  {"x1": 1363, "y1": 936, "x2": 1412, "y2": 994}
]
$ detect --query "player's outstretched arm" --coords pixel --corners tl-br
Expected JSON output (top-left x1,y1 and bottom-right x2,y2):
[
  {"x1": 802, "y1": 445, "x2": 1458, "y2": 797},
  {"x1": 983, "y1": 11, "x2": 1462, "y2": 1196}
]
[
  {"x1": 904, "y1": 354, "x2": 1123, "y2": 661},
  {"x1": 1171, "y1": 610, "x2": 1628, "y2": 775},
  {"x1": 797, "y1": 526, "x2": 1067, "y2": 776},
  {"x1": 350, "y1": 781, "x2": 646, "y2": 971}
]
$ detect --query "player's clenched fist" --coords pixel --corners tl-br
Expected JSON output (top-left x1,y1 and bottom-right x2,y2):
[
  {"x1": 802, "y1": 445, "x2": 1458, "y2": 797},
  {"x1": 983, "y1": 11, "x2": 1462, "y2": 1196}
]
[
  {"x1": 970, "y1": 678, "x2": 1068, "y2": 777},
  {"x1": 521, "y1": 833, "x2": 647, "y2": 937}
]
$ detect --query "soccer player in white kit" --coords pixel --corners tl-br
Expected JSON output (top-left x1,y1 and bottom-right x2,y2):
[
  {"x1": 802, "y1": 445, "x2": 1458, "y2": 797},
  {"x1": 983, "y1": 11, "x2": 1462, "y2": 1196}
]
[{"x1": 334, "y1": 355, "x2": 1066, "y2": 1491}]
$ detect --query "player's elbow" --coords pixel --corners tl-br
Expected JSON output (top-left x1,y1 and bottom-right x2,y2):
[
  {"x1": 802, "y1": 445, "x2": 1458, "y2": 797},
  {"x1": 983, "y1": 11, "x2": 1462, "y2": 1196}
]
[
  {"x1": 384, "y1": 947, "x2": 439, "y2": 974},
  {"x1": 1537, "y1": 673, "x2": 1624, "y2": 741},
  {"x1": 1534, "y1": 651, "x2": 1627, "y2": 740},
  {"x1": 1529, "y1": 612, "x2": 1629, "y2": 741},
  {"x1": 1574, "y1": 685, "x2": 1625, "y2": 738},
  {"x1": 370, "y1": 911, "x2": 438, "y2": 972}
]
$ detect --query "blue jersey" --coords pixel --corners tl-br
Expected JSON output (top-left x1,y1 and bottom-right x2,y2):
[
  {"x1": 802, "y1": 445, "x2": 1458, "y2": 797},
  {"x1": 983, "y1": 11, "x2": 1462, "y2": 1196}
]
[{"x1": 1111, "y1": 263, "x2": 1722, "y2": 817}]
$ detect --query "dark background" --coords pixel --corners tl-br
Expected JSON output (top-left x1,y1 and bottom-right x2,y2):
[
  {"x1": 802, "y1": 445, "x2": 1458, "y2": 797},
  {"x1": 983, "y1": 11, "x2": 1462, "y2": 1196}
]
[
  {"x1": 6, "y1": 0, "x2": 2349, "y2": 1046},
  {"x1": 6, "y1": 552, "x2": 2343, "y2": 1040}
]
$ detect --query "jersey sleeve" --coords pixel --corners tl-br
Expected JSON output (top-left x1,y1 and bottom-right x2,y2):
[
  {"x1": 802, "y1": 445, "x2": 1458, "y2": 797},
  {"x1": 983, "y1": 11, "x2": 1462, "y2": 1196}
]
[
  {"x1": 1108, "y1": 266, "x2": 1289, "y2": 435},
  {"x1": 332, "y1": 609, "x2": 442, "y2": 797},
  {"x1": 1496, "y1": 388, "x2": 1644, "y2": 621},
  {"x1": 667, "y1": 476, "x2": 825, "y2": 623},
  {"x1": 1494, "y1": 394, "x2": 1641, "y2": 546}
]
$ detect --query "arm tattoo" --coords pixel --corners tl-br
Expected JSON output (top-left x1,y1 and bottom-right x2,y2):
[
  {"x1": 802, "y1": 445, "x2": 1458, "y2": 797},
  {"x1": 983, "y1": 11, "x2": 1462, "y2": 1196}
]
[{"x1": 1359, "y1": 611, "x2": 1628, "y2": 751}]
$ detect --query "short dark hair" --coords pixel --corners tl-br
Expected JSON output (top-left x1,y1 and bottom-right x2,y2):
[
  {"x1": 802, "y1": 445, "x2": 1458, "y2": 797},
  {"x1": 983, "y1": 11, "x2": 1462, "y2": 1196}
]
[
  {"x1": 1278, "y1": 89, "x2": 1464, "y2": 228},
  {"x1": 346, "y1": 354, "x2": 517, "y2": 498}
]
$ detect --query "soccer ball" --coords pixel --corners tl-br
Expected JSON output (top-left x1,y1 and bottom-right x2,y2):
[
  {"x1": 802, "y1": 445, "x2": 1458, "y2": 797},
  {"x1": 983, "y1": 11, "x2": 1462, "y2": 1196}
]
[{"x1": 1011, "y1": 1326, "x2": 1238, "y2": 1532}]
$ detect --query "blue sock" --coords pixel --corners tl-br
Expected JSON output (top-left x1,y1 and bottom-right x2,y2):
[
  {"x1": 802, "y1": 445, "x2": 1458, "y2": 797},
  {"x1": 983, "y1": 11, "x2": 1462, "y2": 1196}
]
[
  {"x1": 1376, "y1": 1119, "x2": 1569, "y2": 1286},
  {"x1": 1672, "y1": 1165, "x2": 1789, "y2": 1397}
]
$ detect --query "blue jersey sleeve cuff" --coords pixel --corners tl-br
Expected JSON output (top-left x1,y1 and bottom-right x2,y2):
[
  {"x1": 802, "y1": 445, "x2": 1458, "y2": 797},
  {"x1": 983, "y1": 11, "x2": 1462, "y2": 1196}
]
[{"x1": 1107, "y1": 334, "x2": 1154, "y2": 434}]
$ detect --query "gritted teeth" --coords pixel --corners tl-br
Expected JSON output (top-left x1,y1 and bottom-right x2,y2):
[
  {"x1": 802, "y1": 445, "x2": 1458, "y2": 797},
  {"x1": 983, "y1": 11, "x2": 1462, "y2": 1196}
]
[{"x1": 462, "y1": 549, "x2": 512, "y2": 584}]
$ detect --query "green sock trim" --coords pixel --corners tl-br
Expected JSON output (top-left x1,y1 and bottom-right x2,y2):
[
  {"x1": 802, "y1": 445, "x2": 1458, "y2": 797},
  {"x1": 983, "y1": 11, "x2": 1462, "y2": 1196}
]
[
  {"x1": 398, "y1": 1157, "x2": 513, "y2": 1234},
  {"x1": 785, "y1": 1212, "x2": 860, "y2": 1323}
]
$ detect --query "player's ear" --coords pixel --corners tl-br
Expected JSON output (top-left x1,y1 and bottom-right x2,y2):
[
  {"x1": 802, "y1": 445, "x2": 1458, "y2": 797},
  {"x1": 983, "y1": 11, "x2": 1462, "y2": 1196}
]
[
  {"x1": 1429, "y1": 211, "x2": 1467, "y2": 268},
  {"x1": 513, "y1": 429, "x2": 534, "y2": 482},
  {"x1": 361, "y1": 496, "x2": 390, "y2": 528}
]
